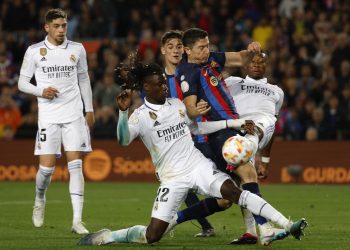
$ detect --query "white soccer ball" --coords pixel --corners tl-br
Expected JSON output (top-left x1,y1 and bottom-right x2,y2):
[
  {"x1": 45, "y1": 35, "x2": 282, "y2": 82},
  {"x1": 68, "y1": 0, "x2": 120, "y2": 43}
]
[{"x1": 222, "y1": 135, "x2": 254, "y2": 166}]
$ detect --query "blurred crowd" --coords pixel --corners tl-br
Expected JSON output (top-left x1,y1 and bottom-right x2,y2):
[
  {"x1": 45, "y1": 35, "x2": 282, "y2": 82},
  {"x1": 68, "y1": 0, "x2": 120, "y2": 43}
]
[{"x1": 1, "y1": 0, "x2": 350, "y2": 141}]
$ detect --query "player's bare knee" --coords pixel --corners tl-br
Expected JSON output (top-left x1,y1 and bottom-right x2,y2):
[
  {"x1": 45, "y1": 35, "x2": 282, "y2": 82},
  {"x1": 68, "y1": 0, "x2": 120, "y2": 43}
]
[
  {"x1": 217, "y1": 198, "x2": 233, "y2": 209},
  {"x1": 145, "y1": 230, "x2": 163, "y2": 244},
  {"x1": 220, "y1": 179, "x2": 240, "y2": 204},
  {"x1": 39, "y1": 155, "x2": 56, "y2": 167},
  {"x1": 236, "y1": 163, "x2": 258, "y2": 184}
]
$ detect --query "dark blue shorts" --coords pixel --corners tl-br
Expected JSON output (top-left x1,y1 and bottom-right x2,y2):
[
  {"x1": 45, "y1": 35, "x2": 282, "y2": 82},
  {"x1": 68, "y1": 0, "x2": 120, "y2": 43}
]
[{"x1": 208, "y1": 128, "x2": 239, "y2": 172}]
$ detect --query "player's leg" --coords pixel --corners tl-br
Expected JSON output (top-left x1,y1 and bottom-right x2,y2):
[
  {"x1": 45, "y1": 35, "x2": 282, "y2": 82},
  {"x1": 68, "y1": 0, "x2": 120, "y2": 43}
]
[
  {"x1": 184, "y1": 192, "x2": 215, "y2": 237},
  {"x1": 66, "y1": 151, "x2": 88, "y2": 234},
  {"x1": 63, "y1": 117, "x2": 92, "y2": 234},
  {"x1": 233, "y1": 163, "x2": 269, "y2": 230},
  {"x1": 232, "y1": 120, "x2": 287, "y2": 245},
  {"x1": 220, "y1": 179, "x2": 307, "y2": 240},
  {"x1": 188, "y1": 142, "x2": 216, "y2": 237},
  {"x1": 166, "y1": 161, "x2": 234, "y2": 233},
  {"x1": 79, "y1": 182, "x2": 188, "y2": 245},
  {"x1": 78, "y1": 218, "x2": 169, "y2": 246},
  {"x1": 33, "y1": 121, "x2": 60, "y2": 227}
]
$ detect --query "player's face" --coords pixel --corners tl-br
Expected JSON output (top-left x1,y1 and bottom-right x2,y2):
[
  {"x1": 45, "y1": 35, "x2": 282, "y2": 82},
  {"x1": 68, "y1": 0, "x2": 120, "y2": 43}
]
[
  {"x1": 161, "y1": 38, "x2": 183, "y2": 65},
  {"x1": 185, "y1": 37, "x2": 210, "y2": 64},
  {"x1": 247, "y1": 55, "x2": 266, "y2": 79},
  {"x1": 145, "y1": 74, "x2": 168, "y2": 104},
  {"x1": 44, "y1": 18, "x2": 67, "y2": 45}
]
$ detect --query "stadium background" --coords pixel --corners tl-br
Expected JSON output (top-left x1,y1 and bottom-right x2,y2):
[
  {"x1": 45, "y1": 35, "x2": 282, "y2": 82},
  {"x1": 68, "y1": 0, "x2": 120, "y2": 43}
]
[{"x1": 0, "y1": 0, "x2": 350, "y2": 184}]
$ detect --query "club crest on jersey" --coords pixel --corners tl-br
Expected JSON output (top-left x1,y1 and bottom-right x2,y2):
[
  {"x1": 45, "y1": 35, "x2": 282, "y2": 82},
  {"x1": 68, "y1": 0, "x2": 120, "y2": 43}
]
[
  {"x1": 70, "y1": 54, "x2": 76, "y2": 63},
  {"x1": 210, "y1": 76, "x2": 218, "y2": 86},
  {"x1": 179, "y1": 109, "x2": 185, "y2": 118},
  {"x1": 210, "y1": 60, "x2": 218, "y2": 68},
  {"x1": 40, "y1": 48, "x2": 47, "y2": 56},
  {"x1": 149, "y1": 111, "x2": 157, "y2": 120}
]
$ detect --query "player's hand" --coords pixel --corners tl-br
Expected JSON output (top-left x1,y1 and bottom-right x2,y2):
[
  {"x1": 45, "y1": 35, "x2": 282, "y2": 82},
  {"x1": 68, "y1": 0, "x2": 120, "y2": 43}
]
[
  {"x1": 85, "y1": 112, "x2": 95, "y2": 128},
  {"x1": 42, "y1": 87, "x2": 59, "y2": 100},
  {"x1": 247, "y1": 41, "x2": 261, "y2": 53},
  {"x1": 257, "y1": 162, "x2": 269, "y2": 179},
  {"x1": 242, "y1": 120, "x2": 256, "y2": 135},
  {"x1": 117, "y1": 89, "x2": 132, "y2": 111},
  {"x1": 196, "y1": 99, "x2": 211, "y2": 115}
]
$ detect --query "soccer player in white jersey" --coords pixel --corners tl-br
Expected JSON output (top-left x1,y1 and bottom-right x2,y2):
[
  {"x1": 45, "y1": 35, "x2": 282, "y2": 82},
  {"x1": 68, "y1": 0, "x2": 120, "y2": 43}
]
[
  {"x1": 78, "y1": 62, "x2": 307, "y2": 246},
  {"x1": 18, "y1": 9, "x2": 94, "y2": 234},
  {"x1": 225, "y1": 53, "x2": 285, "y2": 245}
]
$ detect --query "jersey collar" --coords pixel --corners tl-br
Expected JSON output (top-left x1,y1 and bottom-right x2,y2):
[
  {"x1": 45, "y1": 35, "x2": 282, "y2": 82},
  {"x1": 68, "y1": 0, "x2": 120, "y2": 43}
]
[
  {"x1": 144, "y1": 98, "x2": 171, "y2": 111},
  {"x1": 44, "y1": 36, "x2": 68, "y2": 50},
  {"x1": 245, "y1": 75, "x2": 267, "y2": 84}
]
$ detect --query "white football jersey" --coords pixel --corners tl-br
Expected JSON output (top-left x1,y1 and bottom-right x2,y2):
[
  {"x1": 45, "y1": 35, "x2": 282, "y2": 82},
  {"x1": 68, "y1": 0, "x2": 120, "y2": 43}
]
[
  {"x1": 20, "y1": 37, "x2": 88, "y2": 123},
  {"x1": 127, "y1": 98, "x2": 213, "y2": 182},
  {"x1": 225, "y1": 76, "x2": 284, "y2": 121}
]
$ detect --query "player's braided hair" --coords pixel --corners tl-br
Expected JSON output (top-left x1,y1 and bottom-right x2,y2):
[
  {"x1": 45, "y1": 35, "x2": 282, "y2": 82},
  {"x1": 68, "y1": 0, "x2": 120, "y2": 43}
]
[{"x1": 115, "y1": 52, "x2": 164, "y2": 90}]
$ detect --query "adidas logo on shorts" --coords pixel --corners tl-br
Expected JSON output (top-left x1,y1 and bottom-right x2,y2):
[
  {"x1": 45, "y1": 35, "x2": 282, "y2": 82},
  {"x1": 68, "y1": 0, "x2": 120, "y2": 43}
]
[{"x1": 81, "y1": 142, "x2": 86, "y2": 148}]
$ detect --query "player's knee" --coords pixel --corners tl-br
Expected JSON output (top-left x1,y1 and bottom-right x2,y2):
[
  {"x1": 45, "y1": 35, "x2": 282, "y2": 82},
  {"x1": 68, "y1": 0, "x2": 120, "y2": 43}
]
[
  {"x1": 217, "y1": 198, "x2": 233, "y2": 209},
  {"x1": 220, "y1": 179, "x2": 241, "y2": 204},
  {"x1": 145, "y1": 230, "x2": 163, "y2": 244},
  {"x1": 236, "y1": 163, "x2": 258, "y2": 183}
]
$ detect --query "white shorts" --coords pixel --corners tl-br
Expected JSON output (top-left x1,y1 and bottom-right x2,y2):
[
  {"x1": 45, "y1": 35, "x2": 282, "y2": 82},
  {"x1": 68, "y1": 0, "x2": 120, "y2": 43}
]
[
  {"x1": 151, "y1": 162, "x2": 231, "y2": 222},
  {"x1": 34, "y1": 116, "x2": 92, "y2": 156},
  {"x1": 254, "y1": 116, "x2": 276, "y2": 150}
]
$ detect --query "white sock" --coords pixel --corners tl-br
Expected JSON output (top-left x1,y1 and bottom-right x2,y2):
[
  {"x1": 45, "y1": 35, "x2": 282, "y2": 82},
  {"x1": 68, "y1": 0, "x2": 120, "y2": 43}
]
[
  {"x1": 241, "y1": 208, "x2": 257, "y2": 236},
  {"x1": 108, "y1": 225, "x2": 147, "y2": 243},
  {"x1": 35, "y1": 165, "x2": 55, "y2": 203},
  {"x1": 238, "y1": 190, "x2": 290, "y2": 230},
  {"x1": 68, "y1": 159, "x2": 84, "y2": 223}
]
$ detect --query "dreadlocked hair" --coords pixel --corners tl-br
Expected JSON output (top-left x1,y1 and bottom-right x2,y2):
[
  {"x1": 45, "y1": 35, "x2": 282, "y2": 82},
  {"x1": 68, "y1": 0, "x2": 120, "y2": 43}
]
[
  {"x1": 115, "y1": 52, "x2": 164, "y2": 90},
  {"x1": 115, "y1": 51, "x2": 143, "y2": 90}
]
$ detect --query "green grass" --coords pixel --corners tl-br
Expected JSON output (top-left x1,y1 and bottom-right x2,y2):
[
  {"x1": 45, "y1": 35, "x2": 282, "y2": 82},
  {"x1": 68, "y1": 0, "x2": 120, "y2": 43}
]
[{"x1": 0, "y1": 182, "x2": 349, "y2": 249}]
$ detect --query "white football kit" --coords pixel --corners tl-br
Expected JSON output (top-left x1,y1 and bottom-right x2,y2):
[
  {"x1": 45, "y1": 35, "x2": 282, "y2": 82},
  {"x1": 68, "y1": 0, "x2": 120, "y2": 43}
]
[
  {"x1": 19, "y1": 37, "x2": 92, "y2": 155},
  {"x1": 118, "y1": 98, "x2": 231, "y2": 222},
  {"x1": 225, "y1": 76, "x2": 284, "y2": 149}
]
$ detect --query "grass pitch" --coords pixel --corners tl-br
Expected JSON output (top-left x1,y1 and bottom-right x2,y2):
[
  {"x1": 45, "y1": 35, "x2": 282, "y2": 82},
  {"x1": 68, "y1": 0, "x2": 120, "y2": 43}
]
[{"x1": 0, "y1": 182, "x2": 349, "y2": 250}]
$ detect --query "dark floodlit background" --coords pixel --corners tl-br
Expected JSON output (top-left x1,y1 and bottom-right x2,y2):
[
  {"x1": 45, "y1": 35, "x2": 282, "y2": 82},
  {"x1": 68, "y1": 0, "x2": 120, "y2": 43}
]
[{"x1": 1, "y1": 0, "x2": 350, "y2": 141}]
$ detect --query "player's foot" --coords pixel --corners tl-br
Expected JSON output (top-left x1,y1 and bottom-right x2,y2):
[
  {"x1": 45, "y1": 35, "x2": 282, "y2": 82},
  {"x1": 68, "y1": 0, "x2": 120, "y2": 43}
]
[
  {"x1": 78, "y1": 229, "x2": 112, "y2": 245},
  {"x1": 32, "y1": 200, "x2": 45, "y2": 227},
  {"x1": 194, "y1": 228, "x2": 215, "y2": 237},
  {"x1": 289, "y1": 218, "x2": 308, "y2": 240},
  {"x1": 230, "y1": 233, "x2": 258, "y2": 245},
  {"x1": 72, "y1": 221, "x2": 89, "y2": 234},
  {"x1": 260, "y1": 227, "x2": 289, "y2": 246}
]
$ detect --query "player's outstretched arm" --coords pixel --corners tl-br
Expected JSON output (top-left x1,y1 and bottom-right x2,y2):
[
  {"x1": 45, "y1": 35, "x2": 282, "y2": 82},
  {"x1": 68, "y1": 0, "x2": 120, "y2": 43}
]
[
  {"x1": 224, "y1": 42, "x2": 261, "y2": 67},
  {"x1": 117, "y1": 90, "x2": 132, "y2": 145},
  {"x1": 189, "y1": 119, "x2": 247, "y2": 135}
]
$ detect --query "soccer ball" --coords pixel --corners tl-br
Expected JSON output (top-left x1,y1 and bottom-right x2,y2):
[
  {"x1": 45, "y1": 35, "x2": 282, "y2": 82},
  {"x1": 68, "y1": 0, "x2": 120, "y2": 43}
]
[{"x1": 222, "y1": 135, "x2": 254, "y2": 166}]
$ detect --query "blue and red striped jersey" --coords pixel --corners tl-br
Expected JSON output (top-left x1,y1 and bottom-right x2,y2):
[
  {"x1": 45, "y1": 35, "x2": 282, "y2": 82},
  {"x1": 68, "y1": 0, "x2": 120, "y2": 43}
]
[
  {"x1": 165, "y1": 73, "x2": 183, "y2": 100},
  {"x1": 166, "y1": 72, "x2": 208, "y2": 143},
  {"x1": 176, "y1": 52, "x2": 239, "y2": 121}
]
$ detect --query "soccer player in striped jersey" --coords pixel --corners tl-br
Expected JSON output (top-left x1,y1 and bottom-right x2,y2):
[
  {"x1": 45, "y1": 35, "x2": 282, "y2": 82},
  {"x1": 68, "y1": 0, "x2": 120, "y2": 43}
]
[
  {"x1": 175, "y1": 28, "x2": 287, "y2": 245},
  {"x1": 161, "y1": 30, "x2": 215, "y2": 237},
  {"x1": 78, "y1": 62, "x2": 307, "y2": 246}
]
